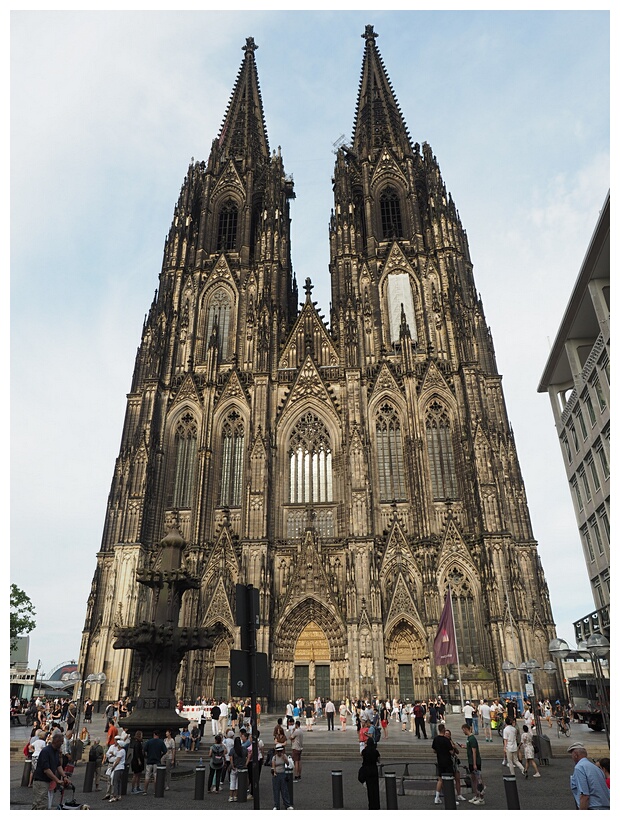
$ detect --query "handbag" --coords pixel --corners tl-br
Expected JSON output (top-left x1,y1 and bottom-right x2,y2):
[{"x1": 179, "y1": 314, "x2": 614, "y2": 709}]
[{"x1": 358, "y1": 765, "x2": 366, "y2": 784}]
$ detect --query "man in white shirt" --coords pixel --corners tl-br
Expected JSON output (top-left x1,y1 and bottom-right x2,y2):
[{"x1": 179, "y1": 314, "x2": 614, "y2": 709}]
[
  {"x1": 325, "y1": 699, "x2": 336, "y2": 731},
  {"x1": 218, "y1": 700, "x2": 229, "y2": 737},
  {"x1": 479, "y1": 699, "x2": 492, "y2": 742},
  {"x1": 502, "y1": 718, "x2": 526, "y2": 776},
  {"x1": 463, "y1": 701, "x2": 474, "y2": 729}
]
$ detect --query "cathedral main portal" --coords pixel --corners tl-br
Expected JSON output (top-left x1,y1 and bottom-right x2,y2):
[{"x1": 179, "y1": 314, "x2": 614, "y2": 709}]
[
  {"x1": 293, "y1": 621, "x2": 330, "y2": 702},
  {"x1": 385, "y1": 619, "x2": 430, "y2": 703}
]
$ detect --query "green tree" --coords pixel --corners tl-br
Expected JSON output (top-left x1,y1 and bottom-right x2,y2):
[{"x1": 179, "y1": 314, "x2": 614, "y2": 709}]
[{"x1": 10, "y1": 584, "x2": 36, "y2": 651}]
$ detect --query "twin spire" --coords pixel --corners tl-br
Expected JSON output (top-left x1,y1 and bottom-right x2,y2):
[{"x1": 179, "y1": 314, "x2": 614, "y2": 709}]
[
  {"x1": 216, "y1": 27, "x2": 411, "y2": 164},
  {"x1": 217, "y1": 36, "x2": 270, "y2": 165}
]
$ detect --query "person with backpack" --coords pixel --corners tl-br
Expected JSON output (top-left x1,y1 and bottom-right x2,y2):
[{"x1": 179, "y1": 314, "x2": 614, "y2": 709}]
[
  {"x1": 413, "y1": 701, "x2": 427, "y2": 739},
  {"x1": 207, "y1": 733, "x2": 226, "y2": 793}
]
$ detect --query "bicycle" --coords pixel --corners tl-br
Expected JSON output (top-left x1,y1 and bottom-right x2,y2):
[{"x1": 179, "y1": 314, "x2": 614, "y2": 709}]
[{"x1": 557, "y1": 718, "x2": 571, "y2": 738}]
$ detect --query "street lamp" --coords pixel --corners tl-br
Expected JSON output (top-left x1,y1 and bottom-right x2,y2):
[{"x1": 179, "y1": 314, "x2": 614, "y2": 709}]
[{"x1": 61, "y1": 671, "x2": 106, "y2": 754}]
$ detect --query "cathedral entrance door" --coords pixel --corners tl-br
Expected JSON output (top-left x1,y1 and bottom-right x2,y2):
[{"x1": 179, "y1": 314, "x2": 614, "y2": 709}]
[
  {"x1": 214, "y1": 666, "x2": 229, "y2": 702},
  {"x1": 294, "y1": 665, "x2": 309, "y2": 702},
  {"x1": 294, "y1": 621, "x2": 330, "y2": 701},
  {"x1": 398, "y1": 664, "x2": 414, "y2": 702},
  {"x1": 315, "y1": 664, "x2": 330, "y2": 700}
]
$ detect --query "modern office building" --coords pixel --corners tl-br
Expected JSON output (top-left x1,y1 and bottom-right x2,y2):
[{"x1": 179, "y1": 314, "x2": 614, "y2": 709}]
[{"x1": 538, "y1": 192, "x2": 610, "y2": 642}]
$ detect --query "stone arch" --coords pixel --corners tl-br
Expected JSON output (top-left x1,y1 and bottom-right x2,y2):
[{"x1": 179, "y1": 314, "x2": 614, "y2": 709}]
[
  {"x1": 384, "y1": 616, "x2": 430, "y2": 703},
  {"x1": 196, "y1": 281, "x2": 238, "y2": 363},
  {"x1": 271, "y1": 598, "x2": 347, "y2": 708}
]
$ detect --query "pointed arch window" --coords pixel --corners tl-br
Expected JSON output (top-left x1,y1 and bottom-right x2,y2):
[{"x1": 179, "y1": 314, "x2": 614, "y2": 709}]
[
  {"x1": 289, "y1": 413, "x2": 333, "y2": 504},
  {"x1": 446, "y1": 569, "x2": 480, "y2": 665},
  {"x1": 204, "y1": 289, "x2": 232, "y2": 360},
  {"x1": 380, "y1": 186, "x2": 403, "y2": 239},
  {"x1": 220, "y1": 410, "x2": 244, "y2": 507},
  {"x1": 217, "y1": 200, "x2": 238, "y2": 251},
  {"x1": 376, "y1": 402, "x2": 407, "y2": 501},
  {"x1": 172, "y1": 412, "x2": 198, "y2": 507},
  {"x1": 425, "y1": 400, "x2": 458, "y2": 499}
]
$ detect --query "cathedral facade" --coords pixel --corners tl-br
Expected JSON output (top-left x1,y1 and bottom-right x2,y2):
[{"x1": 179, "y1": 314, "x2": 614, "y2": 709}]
[{"x1": 79, "y1": 27, "x2": 559, "y2": 708}]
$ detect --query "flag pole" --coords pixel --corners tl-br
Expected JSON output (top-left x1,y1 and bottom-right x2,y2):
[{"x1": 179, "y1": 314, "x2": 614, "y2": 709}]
[{"x1": 448, "y1": 585, "x2": 465, "y2": 710}]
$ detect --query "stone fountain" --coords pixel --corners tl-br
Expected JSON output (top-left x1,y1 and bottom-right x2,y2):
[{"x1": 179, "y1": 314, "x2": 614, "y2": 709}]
[{"x1": 113, "y1": 523, "x2": 217, "y2": 737}]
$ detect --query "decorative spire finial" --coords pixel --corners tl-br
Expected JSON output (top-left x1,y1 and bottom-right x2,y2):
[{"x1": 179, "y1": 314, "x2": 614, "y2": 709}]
[
  {"x1": 362, "y1": 24, "x2": 378, "y2": 42},
  {"x1": 304, "y1": 277, "x2": 314, "y2": 300},
  {"x1": 243, "y1": 36, "x2": 258, "y2": 54}
]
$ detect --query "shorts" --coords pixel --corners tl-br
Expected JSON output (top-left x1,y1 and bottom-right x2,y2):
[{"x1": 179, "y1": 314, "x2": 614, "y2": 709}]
[
  {"x1": 145, "y1": 763, "x2": 158, "y2": 781},
  {"x1": 482, "y1": 718, "x2": 491, "y2": 728},
  {"x1": 229, "y1": 769, "x2": 238, "y2": 790},
  {"x1": 291, "y1": 750, "x2": 301, "y2": 762},
  {"x1": 381, "y1": 720, "x2": 388, "y2": 729}
]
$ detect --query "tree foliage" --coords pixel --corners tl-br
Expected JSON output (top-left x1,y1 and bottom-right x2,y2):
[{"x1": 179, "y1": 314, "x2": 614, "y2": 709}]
[{"x1": 10, "y1": 584, "x2": 36, "y2": 651}]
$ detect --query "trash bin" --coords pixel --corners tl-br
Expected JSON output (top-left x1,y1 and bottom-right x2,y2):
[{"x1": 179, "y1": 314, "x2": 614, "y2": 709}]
[{"x1": 534, "y1": 734, "x2": 552, "y2": 765}]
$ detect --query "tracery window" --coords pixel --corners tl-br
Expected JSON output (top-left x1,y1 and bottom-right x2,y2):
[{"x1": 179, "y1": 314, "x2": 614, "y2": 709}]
[
  {"x1": 425, "y1": 401, "x2": 458, "y2": 499},
  {"x1": 376, "y1": 402, "x2": 407, "y2": 501},
  {"x1": 172, "y1": 412, "x2": 198, "y2": 507},
  {"x1": 445, "y1": 569, "x2": 480, "y2": 666},
  {"x1": 220, "y1": 410, "x2": 244, "y2": 507},
  {"x1": 204, "y1": 289, "x2": 232, "y2": 360},
  {"x1": 380, "y1": 186, "x2": 403, "y2": 239},
  {"x1": 289, "y1": 413, "x2": 333, "y2": 504},
  {"x1": 217, "y1": 200, "x2": 238, "y2": 251}
]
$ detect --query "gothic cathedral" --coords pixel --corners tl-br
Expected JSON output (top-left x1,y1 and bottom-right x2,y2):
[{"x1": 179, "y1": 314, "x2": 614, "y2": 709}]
[{"x1": 79, "y1": 27, "x2": 559, "y2": 707}]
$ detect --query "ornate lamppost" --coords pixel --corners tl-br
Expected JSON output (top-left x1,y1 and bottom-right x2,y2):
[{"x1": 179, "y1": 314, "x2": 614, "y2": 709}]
[{"x1": 61, "y1": 671, "x2": 106, "y2": 758}]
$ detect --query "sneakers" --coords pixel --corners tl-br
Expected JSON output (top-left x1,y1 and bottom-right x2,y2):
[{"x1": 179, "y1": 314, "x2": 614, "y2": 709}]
[
  {"x1": 468, "y1": 797, "x2": 479, "y2": 803},
  {"x1": 473, "y1": 797, "x2": 485, "y2": 805},
  {"x1": 434, "y1": 796, "x2": 443, "y2": 804},
  {"x1": 229, "y1": 797, "x2": 234, "y2": 802},
  {"x1": 457, "y1": 794, "x2": 467, "y2": 801},
  {"x1": 286, "y1": 807, "x2": 294, "y2": 811},
  {"x1": 533, "y1": 772, "x2": 541, "y2": 778}
]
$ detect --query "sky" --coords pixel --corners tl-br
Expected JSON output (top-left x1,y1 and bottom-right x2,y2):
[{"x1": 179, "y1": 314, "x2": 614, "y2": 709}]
[{"x1": 9, "y1": 7, "x2": 611, "y2": 680}]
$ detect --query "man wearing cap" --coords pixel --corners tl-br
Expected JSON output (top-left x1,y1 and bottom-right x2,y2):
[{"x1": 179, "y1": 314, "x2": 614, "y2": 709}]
[
  {"x1": 463, "y1": 701, "x2": 474, "y2": 729},
  {"x1": 567, "y1": 743, "x2": 609, "y2": 810},
  {"x1": 108, "y1": 737, "x2": 126, "y2": 803}
]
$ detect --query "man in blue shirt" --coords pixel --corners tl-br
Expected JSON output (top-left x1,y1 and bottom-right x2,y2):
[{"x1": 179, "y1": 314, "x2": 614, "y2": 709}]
[{"x1": 568, "y1": 742, "x2": 610, "y2": 810}]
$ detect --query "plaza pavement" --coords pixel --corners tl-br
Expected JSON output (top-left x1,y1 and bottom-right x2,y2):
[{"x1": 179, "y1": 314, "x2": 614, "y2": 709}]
[{"x1": 9, "y1": 708, "x2": 609, "y2": 811}]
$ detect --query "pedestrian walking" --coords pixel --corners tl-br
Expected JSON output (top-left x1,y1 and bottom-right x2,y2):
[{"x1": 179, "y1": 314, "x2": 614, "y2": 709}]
[
  {"x1": 271, "y1": 744, "x2": 293, "y2": 810},
  {"x1": 207, "y1": 733, "x2": 226, "y2": 793},
  {"x1": 520, "y1": 725, "x2": 540, "y2": 778},
  {"x1": 360, "y1": 736, "x2": 381, "y2": 809},
  {"x1": 462, "y1": 723, "x2": 484, "y2": 805},
  {"x1": 432, "y1": 723, "x2": 453, "y2": 804},
  {"x1": 503, "y1": 717, "x2": 526, "y2": 777}
]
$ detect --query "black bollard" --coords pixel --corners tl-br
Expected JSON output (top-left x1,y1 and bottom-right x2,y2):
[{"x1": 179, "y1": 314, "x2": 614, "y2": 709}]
[
  {"x1": 332, "y1": 770, "x2": 344, "y2": 809},
  {"x1": 121, "y1": 766, "x2": 130, "y2": 795},
  {"x1": 83, "y1": 760, "x2": 96, "y2": 792},
  {"x1": 155, "y1": 764, "x2": 166, "y2": 798},
  {"x1": 21, "y1": 760, "x2": 32, "y2": 788},
  {"x1": 285, "y1": 765, "x2": 294, "y2": 807},
  {"x1": 441, "y1": 774, "x2": 457, "y2": 810},
  {"x1": 237, "y1": 768, "x2": 248, "y2": 803},
  {"x1": 194, "y1": 766, "x2": 206, "y2": 800},
  {"x1": 503, "y1": 774, "x2": 520, "y2": 810},
  {"x1": 385, "y1": 771, "x2": 398, "y2": 809}
]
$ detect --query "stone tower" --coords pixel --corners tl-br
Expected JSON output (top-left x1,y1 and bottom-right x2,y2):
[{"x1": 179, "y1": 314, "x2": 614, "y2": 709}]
[{"x1": 79, "y1": 29, "x2": 559, "y2": 708}]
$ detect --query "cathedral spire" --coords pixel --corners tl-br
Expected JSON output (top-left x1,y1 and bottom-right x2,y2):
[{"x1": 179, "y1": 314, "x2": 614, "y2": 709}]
[
  {"x1": 351, "y1": 25, "x2": 412, "y2": 157},
  {"x1": 217, "y1": 36, "x2": 270, "y2": 166}
]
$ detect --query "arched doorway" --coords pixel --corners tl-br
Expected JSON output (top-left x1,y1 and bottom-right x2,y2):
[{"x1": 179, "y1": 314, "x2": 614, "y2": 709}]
[
  {"x1": 294, "y1": 621, "x2": 330, "y2": 701},
  {"x1": 385, "y1": 619, "x2": 430, "y2": 702}
]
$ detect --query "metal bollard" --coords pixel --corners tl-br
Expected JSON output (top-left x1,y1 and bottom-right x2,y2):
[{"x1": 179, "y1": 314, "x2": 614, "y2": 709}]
[
  {"x1": 83, "y1": 760, "x2": 96, "y2": 792},
  {"x1": 155, "y1": 764, "x2": 166, "y2": 798},
  {"x1": 237, "y1": 768, "x2": 248, "y2": 803},
  {"x1": 503, "y1": 774, "x2": 520, "y2": 810},
  {"x1": 285, "y1": 766, "x2": 294, "y2": 807},
  {"x1": 194, "y1": 765, "x2": 206, "y2": 800},
  {"x1": 385, "y1": 771, "x2": 398, "y2": 809},
  {"x1": 332, "y1": 770, "x2": 344, "y2": 809},
  {"x1": 21, "y1": 759, "x2": 32, "y2": 788},
  {"x1": 121, "y1": 766, "x2": 130, "y2": 795},
  {"x1": 441, "y1": 774, "x2": 457, "y2": 810}
]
